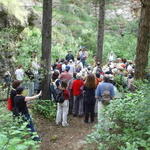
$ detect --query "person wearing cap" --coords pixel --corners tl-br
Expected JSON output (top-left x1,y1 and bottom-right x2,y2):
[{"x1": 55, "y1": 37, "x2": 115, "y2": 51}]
[
  {"x1": 72, "y1": 73, "x2": 84, "y2": 117},
  {"x1": 65, "y1": 50, "x2": 74, "y2": 62}
]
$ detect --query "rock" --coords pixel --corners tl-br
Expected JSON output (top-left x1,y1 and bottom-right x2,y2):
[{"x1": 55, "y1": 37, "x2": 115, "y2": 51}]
[{"x1": 0, "y1": 0, "x2": 42, "y2": 29}]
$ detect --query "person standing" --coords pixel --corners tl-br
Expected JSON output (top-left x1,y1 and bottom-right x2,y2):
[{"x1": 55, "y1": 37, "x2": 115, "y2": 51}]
[
  {"x1": 13, "y1": 87, "x2": 41, "y2": 140},
  {"x1": 56, "y1": 81, "x2": 70, "y2": 127},
  {"x1": 65, "y1": 50, "x2": 74, "y2": 62},
  {"x1": 79, "y1": 47, "x2": 88, "y2": 67},
  {"x1": 72, "y1": 73, "x2": 84, "y2": 117},
  {"x1": 83, "y1": 74, "x2": 96, "y2": 123},
  {"x1": 15, "y1": 65, "x2": 24, "y2": 81},
  {"x1": 95, "y1": 77, "x2": 115, "y2": 122}
]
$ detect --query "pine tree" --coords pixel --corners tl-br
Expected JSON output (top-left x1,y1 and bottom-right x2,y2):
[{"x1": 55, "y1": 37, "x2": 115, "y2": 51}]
[{"x1": 41, "y1": 0, "x2": 52, "y2": 99}]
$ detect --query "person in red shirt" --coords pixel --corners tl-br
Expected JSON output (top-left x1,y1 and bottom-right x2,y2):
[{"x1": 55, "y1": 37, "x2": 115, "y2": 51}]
[{"x1": 72, "y1": 73, "x2": 84, "y2": 117}]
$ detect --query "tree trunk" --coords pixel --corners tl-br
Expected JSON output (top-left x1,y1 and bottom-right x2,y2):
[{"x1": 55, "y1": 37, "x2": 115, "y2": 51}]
[
  {"x1": 96, "y1": 0, "x2": 105, "y2": 65},
  {"x1": 41, "y1": 0, "x2": 52, "y2": 99},
  {"x1": 135, "y1": 0, "x2": 150, "y2": 80}
]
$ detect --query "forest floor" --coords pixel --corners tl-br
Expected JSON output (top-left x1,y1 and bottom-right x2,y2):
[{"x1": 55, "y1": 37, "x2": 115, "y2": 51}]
[{"x1": 34, "y1": 114, "x2": 96, "y2": 150}]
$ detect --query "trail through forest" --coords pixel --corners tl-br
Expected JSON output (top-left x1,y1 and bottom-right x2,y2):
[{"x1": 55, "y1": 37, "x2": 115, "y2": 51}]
[{"x1": 35, "y1": 114, "x2": 95, "y2": 150}]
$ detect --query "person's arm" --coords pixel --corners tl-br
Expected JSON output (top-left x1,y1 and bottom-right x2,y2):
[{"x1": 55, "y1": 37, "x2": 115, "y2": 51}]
[
  {"x1": 25, "y1": 91, "x2": 42, "y2": 101},
  {"x1": 110, "y1": 85, "x2": 115, "y2": 99},
  {"x1": 95, "y1": 85, "x2": 100, "y2": 99}
]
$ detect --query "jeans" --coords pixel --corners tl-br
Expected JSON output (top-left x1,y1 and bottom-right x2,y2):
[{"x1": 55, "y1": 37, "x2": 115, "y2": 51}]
[{"x1": 23, "y1": 113, "x2": 36, "y2": 132}]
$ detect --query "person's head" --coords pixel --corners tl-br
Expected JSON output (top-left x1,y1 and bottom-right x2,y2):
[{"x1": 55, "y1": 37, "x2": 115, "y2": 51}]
[
  {"x1": 12, "y1": 80, "x2": 21, "y2": 89},
  {"x1": 96, "y1": 72, "x2": 100, "y2": 78},
  {"x1": 55, "y1": 58, "x2": 59, "y2": 63},
  {"x1": 60, "y1": 58, "x2": 65, "y2": 63},
  {"x1": 103, "y1": 76, "x2": 110, "y2": 83},
  {"x1": 97, "y1": 62, "x2": 101, "y2": 66},
  {"x1": 52, "y1": 70, "x2": 60, "y2": 81},
  {"x1": 85, "y1": 73, "x2": 96, "y2": 88},
  {"x1": 77, "y1": 57, "x2": 80, "y2": 61},
  {"x1": 61, "y1": 81, "x2": 67, "y2": 89},
  {"x1": 65, "y1": 65, "x2": 70, "y2": 72},
  {"x1": 76, "y1": 73, "x2": 82, "y2": 80},
  {"x1": 73, "y1": 72, "x2": 77, "y2": 79},
  {"x1": 16, "y1": 87, "x2": 24, "y2": 95},
  {"x1": 55, "y1": 80, "x2": 61, "y2": 88},
  {"x1": 18, "y1": 65, "x2": 22, "y2": 69},
  {"x1": 69, "y1": 59, "x2": 73, "y2": 63},
  {"x1": 64, "y1": 60, "x2": 68, "y2": 65}
]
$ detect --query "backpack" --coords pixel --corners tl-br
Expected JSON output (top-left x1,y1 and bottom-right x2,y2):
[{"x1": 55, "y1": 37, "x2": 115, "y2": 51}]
[
  {"x1": 55, "y1": 88, "x2": 65, "y2": 103},
  {"x1": 101, "y1": 85, "x2": 111, "y2": 105},
  {"x1": 7, "y1": 97, "x2": 13, "y2": 111}
]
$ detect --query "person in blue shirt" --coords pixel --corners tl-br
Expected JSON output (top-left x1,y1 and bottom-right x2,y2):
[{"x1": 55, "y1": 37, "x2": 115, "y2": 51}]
[{"x1": 95, "y1": 76, "x2": 115, "y2": 122}]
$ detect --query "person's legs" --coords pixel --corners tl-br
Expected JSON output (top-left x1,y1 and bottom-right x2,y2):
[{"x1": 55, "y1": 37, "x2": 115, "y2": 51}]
[
  {"x1": 69, "y1": 95, "x2": 73, "y2": 114},
  {"x1": 79, "y1": 95, "x2": 84, "y2": 116},
  {"x1": 73, "y1": 96, "x2": 80, "y2": 116},
  {"x1": 84, "y1": 102, "x2": 89, "y2": 122},
  {"x1": 98, "y1": 101, "x2": 104, "y2": 123},
  {"x1": 84, "y1": 112, "x2": 89, "y2": 123},
  {"x1": 56, "y1": 103, "x2": 63, "y2": 124},
  {"x1": 90, "y1": 104, "x2": 95, "y2": 123},
  {"x1": 62, "y1": 100, "x2": 69, "y2": 126},
  {"x1": 23, "y1": 113, "x2": 36, "y2": 132}
]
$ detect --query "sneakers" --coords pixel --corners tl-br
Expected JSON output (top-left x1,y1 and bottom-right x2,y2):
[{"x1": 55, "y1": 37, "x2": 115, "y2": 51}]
[{"x1": 62, "y1": 123, "x2": 69, "y2": 127}]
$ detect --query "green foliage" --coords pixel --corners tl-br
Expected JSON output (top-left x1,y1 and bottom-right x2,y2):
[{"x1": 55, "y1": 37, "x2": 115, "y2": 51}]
[
  {"x1": 16, "y1": 27, "x2": 41, "y2": 67},
  {"x1": 33, "y1": 100, "x2": 57, "y2": 120},
  {"x1": 0, "y1": 103, "x2": 39, "y2": 150},
  {"x1": 104, "y1": 32, "x2": 137, "y2": 61},
  {"x1": 87, "y1": 82, "x2": 150, "y2": 150}
]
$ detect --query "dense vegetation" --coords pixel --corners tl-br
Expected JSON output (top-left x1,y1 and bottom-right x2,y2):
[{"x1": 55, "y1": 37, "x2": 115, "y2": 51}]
[
  {"x1": 87, "y1": 81, "x2": 150, "y2": 150},
  {"x1": 0, "y1": 0, "x2": 149, "y2": 149},
  {"x1": 0, "y1": 103, "x2": 39, "y2": 150},
  {"x1": 0, "y1": 0, "x2": 139, "y2": 68}
]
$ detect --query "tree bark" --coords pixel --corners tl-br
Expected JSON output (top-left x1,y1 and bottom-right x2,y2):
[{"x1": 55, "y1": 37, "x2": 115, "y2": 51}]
[
  {"x1": 96, "y1": 0, "x2": 105, "y2": 65},
  {"x1": 135, "y1": 0, "x2": 150, "y2": 80},
  {"x1": 41, "y1": 0, "x2": 52, "y2": 99}
]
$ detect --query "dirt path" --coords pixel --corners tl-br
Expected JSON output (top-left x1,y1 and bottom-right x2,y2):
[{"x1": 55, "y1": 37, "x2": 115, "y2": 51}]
[{"x1": 35, "y1": 115, "x2": 95, "y2": 150}]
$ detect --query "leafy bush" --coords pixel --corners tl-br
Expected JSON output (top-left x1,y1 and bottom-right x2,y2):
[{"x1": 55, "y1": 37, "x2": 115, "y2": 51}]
[
  {"x1": 0, "y1": 103, "x2": 39, "y2": 150},
  {"x1": 32, "y1": 100, "x2": 57, "y2": 120},
  {"x1": 87, "y1": 82, "x2": 150, "y2": 150}
]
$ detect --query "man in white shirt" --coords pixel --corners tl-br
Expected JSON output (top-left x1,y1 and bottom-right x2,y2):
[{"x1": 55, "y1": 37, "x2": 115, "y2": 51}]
[{"x1": 15, "y1": 65, "x2": 24, "y2": 81}]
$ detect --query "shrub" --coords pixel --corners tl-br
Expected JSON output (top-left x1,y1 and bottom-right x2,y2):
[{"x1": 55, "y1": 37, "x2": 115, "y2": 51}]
[
  {"x1": 0, "y1": 102, "x2": 39, "y2": 150},
  {"x1": 32, "y1": 100, "x2": 57, "y2": 121},
  {"x1": 87, "y1": 82, "x2": 150, "y2": 150}
]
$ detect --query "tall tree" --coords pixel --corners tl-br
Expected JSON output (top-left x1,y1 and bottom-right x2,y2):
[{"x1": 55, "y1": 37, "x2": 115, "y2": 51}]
[
  {"x1": 135, "y1": 0, "x2": 150, "y2": 80},
  {"x1": 96, "y1": 0, "x2": 105, "y2": 65},
  {"x1": 41, "y1": 0, "x2": 52, "y2": 99}
]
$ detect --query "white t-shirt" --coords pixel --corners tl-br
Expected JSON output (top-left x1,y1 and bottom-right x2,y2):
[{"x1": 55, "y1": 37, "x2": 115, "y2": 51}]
[
  {"x1": 15, "y1": 68, "x2": 24, "y2": 81},
  {"x1": 62, "y1": 64, "x2": 66, "y2": 72}
]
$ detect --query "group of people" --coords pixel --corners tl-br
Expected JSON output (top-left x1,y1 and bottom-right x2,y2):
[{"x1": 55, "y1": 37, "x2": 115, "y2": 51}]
[
  {"x1": 7, "y1": 49, "x2": 136, "y2": 141},
  {"x1": 50, "y1": 51, "x2": 135, "y2": 126}
]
